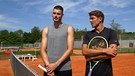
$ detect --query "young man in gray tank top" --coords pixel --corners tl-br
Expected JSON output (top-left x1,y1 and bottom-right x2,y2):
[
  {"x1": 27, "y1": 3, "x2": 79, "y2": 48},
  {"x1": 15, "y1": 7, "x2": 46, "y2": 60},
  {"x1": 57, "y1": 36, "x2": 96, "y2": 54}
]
[{"x1": 40, "y1": 5, "x2": 74, "y2": 76}]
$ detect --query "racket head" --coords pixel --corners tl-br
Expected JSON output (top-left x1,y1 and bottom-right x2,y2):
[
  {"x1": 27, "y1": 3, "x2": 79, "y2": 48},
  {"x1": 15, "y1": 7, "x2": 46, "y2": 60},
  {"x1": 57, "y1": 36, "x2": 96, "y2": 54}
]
[
  {"x1": 88, "y1": 36, "x2": 108, "y2": 49},
  {"x1": 88, "y1": 36, "x2": 108, "y2": 62}
]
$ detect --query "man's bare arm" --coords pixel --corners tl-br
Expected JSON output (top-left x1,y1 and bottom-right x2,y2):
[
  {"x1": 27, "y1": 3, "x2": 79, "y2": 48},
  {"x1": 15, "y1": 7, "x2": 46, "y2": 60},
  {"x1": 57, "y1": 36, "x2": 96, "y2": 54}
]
[
  {"x1": 82, "y1": 44, "x2": 104, "y2": 57},
  {"x1": 84, "y1": 44, "x2": 118, "y2": 61},
  {"x1": 40, "y1": 27, "x2": 50, "y2": 65}
]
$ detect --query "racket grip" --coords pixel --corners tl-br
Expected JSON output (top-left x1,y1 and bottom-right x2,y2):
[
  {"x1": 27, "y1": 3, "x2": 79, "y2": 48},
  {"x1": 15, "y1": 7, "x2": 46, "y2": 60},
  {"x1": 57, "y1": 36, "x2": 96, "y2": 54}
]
[
  {"x1": 88, "y1": 73, "x2": 91, "y2": 76},
  {"x1": 38, "y1": 64, "x2": 47, "y2": 72}
]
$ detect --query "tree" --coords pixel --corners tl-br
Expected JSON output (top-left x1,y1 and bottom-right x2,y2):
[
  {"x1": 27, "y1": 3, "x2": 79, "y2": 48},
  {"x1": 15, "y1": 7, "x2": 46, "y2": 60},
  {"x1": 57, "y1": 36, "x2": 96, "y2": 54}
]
[
  {"x1": 30, "y1": 26, "x2": 41, "y2": 43},
  {"x1": 0, "y1": 30, "x2": 10, "y2": 44},
  {"x1": 15, "y1": 29, "x2": 23, "y2": 38},
  {"x1": 8, "y1": 32, "x2": 20, "y2": 44},
  {"x1": 110, "y1": 19, "x2": 122, "y2": 34},
  {"x1": 74, "y1": 28, "x2": 86, "y2": 40},
  {"x1": 22, "y1": 32, "x2": 31, "y2": 43},
  {"x1": 14, "y1": 29, "x2": 24, "y2": 44}
]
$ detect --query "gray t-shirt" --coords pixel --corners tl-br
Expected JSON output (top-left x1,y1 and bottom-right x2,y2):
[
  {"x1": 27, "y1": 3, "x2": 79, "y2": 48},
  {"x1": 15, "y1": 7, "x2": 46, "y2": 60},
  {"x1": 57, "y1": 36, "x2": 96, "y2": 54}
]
[{"x1": 47, "y1": 24, "x2": 71, "y2": 71}]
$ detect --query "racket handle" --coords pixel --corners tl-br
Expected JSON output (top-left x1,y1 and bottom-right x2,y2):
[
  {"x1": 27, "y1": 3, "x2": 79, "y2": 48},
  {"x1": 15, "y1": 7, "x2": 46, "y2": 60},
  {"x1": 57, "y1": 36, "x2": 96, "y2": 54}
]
[
  {"x1": 88, "y1": 71, "x2": 92, "y2": 76},
  {"x1": 88, "y1": 74, "x2": 91, "y2": 76},
  {"x1": 38, "y1": 64, "x2": 47, "y2": 72}
]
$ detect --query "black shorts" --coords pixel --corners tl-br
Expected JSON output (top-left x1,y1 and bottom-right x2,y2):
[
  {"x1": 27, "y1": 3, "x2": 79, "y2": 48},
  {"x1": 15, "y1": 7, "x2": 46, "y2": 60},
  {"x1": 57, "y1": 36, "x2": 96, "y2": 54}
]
[{"x1": 44, "y1": 69, "x2": 72, "y2": 76}]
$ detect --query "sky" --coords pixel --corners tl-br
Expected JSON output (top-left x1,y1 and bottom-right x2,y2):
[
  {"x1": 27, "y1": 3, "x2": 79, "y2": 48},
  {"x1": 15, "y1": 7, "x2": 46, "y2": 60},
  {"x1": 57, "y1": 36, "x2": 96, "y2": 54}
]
[{"x1": 0, "y1": 0, "x2": 135, "y2": 32}]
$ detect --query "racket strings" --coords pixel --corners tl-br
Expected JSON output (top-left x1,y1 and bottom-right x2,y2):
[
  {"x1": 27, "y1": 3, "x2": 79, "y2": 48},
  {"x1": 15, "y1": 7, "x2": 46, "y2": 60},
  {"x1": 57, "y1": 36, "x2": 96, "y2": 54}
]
[{"x1": 91, "y1": 40, "x2": 107, "y2": 48}]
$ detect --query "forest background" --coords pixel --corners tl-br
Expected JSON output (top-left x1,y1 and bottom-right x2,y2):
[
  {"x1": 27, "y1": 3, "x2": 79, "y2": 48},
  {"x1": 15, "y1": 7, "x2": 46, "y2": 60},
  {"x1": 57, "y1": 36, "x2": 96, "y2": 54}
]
[{"x1": 0, "y1": 20, "x2": 135, "y2": 47}]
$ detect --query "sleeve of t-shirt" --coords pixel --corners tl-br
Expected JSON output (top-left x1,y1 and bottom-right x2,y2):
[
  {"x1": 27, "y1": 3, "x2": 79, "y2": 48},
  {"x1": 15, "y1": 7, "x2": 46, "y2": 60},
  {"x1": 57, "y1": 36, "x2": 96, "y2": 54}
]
[
  {"x1": 109, "y1": 30, "x2": 119, "y2": 46},
  {"x1": 82, "y1": 33, "x2": 89, "y2": 45}
]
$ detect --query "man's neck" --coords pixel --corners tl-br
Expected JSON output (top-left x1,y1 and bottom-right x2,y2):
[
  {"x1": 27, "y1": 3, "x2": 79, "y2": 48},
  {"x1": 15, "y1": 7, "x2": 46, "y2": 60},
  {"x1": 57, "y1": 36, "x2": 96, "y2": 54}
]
[
  {"x1": 95, "y1": 24, "x2": 104, "y2": 33},
  {"x1": 54, "y1": 22, "x2": 63, "y2": 28}
]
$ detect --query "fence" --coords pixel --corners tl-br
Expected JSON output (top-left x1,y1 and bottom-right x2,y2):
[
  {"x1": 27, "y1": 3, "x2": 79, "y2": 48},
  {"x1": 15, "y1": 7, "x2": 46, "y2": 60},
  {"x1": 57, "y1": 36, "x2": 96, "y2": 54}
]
[{"x1": 1, "y1": 36, "x2": 135, "y2": 49}]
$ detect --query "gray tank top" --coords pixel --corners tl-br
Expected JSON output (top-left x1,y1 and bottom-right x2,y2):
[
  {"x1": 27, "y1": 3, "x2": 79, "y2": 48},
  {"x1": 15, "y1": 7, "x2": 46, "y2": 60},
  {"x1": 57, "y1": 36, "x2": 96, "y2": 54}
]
[{"x1": 47, "y1": 24, "x2": 71, "y2": 71}]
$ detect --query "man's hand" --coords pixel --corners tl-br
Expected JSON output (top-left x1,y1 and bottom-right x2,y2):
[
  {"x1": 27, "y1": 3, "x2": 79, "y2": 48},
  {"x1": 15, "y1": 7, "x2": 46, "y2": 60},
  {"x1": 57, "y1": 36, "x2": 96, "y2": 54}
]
[
  {"x1": 46, "y1": 63, "x2": 58, "y2": 75},
  {"x1": 85, "y1": 56, "x2": 92, "y2": 61},
  {"x1": 48, "y1": 72, "x2": 54, "y2": 76},
  {"x1": 103, "y1": 45, "x2": 117, "y2": 57}
]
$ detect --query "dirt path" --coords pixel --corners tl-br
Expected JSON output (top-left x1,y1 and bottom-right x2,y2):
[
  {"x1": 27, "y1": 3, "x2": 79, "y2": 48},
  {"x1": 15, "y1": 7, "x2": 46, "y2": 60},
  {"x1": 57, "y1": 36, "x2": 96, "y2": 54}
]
[
  {"x1": 112, "y1": 53, "x2": 135, "y2": 76},
  {"x1": 0, "y1": 50, "x2": 135, "y2": 76}
]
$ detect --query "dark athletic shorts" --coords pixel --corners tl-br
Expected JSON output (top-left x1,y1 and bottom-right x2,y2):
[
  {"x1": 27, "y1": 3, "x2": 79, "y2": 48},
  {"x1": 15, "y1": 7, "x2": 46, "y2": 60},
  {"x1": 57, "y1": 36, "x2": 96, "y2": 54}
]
[{"x1": 44, "y1": 69, "x2": 72, "y2": 76}]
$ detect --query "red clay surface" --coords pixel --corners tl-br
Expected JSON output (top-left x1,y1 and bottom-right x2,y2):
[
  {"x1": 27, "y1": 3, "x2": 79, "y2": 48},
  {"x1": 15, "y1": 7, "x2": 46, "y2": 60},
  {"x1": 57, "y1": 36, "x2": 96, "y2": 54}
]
[{"x1": 0, "y1": 50, "x2": 135, "y2": 76}]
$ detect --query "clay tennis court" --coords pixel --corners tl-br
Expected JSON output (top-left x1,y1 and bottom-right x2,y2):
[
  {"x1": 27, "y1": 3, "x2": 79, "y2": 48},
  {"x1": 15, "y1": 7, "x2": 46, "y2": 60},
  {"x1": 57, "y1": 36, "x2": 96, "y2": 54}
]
[{"x1": 0, "y1": 50, "x2": 135, "y2": 76}]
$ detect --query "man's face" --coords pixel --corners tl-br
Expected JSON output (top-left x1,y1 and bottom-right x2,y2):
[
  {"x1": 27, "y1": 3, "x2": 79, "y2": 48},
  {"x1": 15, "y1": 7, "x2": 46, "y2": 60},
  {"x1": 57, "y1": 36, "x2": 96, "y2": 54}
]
[
  {"x1": 52, "y1": 9, "x2": 63, "y2": 22},
  {"x1": 89, "y1": 15, "x2": 102, "y2": 28}
]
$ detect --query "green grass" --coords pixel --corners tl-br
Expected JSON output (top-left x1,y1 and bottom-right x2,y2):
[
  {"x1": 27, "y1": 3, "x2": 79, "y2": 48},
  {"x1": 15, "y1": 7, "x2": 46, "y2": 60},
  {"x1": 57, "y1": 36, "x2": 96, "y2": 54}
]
[
  {"x1": 15, "y1": 50, "x2": 40, "y2": 55},
  {"x1": 74, "y1": 48, "x2": 135, "y2": 53},
  {"x1": 14, "y1": 51, "x2": 82, "y2": 56},
  {"x1": 0, "y1": 50, "x2": 82, "y2": 56},
  {"x1": 74, "y1": 48, "x2": 82, "y2": 50},
  {"x1": 0, "y1": 50, "x2": 40, "y2": 55},
  {"x1": 0, "y1": 48, "x2": 135, "y2": 55},
  {"x1": 0, "y1": 52, "x2": 5, "y2": 54},
  {"x1": 118, "y1": 48, "x2": 135, "y2": 53},
  {"x1": 71, "y1": 53, "x2": 82, "y2": 56}
]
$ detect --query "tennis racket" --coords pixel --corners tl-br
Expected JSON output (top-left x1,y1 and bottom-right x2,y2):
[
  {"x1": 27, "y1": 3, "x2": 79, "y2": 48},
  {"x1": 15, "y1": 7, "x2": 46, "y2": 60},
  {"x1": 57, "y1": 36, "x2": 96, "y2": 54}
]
[{"x1": 87, "y1": 36, "x2": 108, "y2": 76}]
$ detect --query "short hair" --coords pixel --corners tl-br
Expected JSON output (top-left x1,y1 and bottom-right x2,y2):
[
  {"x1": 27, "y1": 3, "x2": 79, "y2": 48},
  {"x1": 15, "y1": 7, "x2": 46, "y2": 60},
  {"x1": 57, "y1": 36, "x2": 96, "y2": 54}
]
[
  {"x1": 53, "y1": 5, "x2": 64, "y2": 14},
  {"x1": 89, "y1": 10, "x2": 104, "y2": 23}
]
